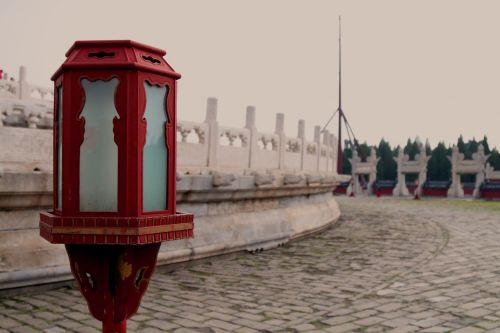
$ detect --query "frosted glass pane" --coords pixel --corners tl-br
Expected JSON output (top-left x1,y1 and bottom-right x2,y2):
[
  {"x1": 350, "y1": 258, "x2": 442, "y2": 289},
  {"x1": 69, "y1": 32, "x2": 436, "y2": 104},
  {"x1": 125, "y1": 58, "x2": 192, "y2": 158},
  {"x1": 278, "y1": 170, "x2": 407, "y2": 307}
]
[
  {"x1": 80, "y1": 78, "x2": 119, "y2": 212},
  {"x1": 56, "y1": 87, "x2": 62, "y2": 209},
  {"x1": 143, "y1": 82, "x2": 168, "y2": 211}
]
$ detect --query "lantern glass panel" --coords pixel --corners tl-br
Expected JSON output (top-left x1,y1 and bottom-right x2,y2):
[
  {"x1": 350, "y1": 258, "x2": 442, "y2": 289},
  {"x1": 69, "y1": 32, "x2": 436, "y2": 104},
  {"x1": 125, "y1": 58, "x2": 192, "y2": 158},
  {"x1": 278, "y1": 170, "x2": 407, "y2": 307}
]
[
  {"x1": 143, "y1": 82, "x2": 168, "y2": 211},
  {"x1": 79, "y1": 78, "x2": 119, "y2": 212},
  {"x1": 56, "y1": 86, "x2": 63, "y2": 210}
]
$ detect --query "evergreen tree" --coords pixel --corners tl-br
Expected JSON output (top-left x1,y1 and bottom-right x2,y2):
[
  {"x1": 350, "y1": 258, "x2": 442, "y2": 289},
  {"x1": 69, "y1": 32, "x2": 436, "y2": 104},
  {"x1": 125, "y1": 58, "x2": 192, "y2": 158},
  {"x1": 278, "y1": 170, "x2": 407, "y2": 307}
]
[
  {"x1": 394, "y1": 145, "x2": 402, "y2": 156},
  {"x1": 342, "y1": 145, "x2": 352, "y2": 174},
  {"x1": 376, "y1": 139, "x2": 397, "y2": 181},
  {"x1": 401, "y1": 140, "x2": 417, "y2": 182},
  {"x1": 342, "y1": 142, "x2": 370, "y2": 174},
  {"x1": 401, "y1": 138, "x2": 421, "y2": 160},
  {"x1": 410, "y1": 140, "x2": 421, "y2": 160},
  {"x1": 488, "y1": 149, "x2": 500, "y2": 170},
  {"x1": 467, "y1": 137, "x2": 478, "y2": 159},
  {"x1": 425, "y1": 139, "x2": 432, "y2": 156},
  {"x1": 341, "y1": 135, "x2": 499, "y2": 182},
  {"x1": 403, "y1": 138, "x2": 413, "y2": 158},
  {"x1": 481, "y1": 135, "x2": 491, "y2": 154},
  {"x1": 427, "y1": 142, "x2": 451, "y2": 181},
  {"x1": 455, "y1": 137, "x2": 479, "y2": 181},
  {"x1": 457, "y1": 135, "x2": 466, "y2": 156},
  {"x1": 358, "y1": 142, "x2": 371, "y2": 162}
]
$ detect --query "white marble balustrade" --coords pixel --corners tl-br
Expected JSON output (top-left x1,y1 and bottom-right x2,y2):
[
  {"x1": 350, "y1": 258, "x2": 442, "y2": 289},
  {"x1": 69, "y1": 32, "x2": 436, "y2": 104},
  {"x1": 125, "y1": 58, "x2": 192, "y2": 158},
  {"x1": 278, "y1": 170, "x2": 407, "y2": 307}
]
[
  {"x1": 0, "y1": 66, "x2": 53, "y2": 130},
  {"x1": 176, "y1": 97, "x2": 338, "y2": 174},
  {"x1": 0, "y1": 67, "x2": 338, "y2": 176}
]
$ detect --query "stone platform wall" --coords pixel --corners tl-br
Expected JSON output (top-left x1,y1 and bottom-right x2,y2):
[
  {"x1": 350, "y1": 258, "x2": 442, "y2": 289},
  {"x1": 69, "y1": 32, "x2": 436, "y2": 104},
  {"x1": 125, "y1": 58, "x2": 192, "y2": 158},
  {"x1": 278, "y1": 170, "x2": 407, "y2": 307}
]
[
  {"x1": 0, "y1": 68, "x2": 341, "y2": 289},
  {"x1": 0, "y1": 173, "x2": 340, "y2": 290}
]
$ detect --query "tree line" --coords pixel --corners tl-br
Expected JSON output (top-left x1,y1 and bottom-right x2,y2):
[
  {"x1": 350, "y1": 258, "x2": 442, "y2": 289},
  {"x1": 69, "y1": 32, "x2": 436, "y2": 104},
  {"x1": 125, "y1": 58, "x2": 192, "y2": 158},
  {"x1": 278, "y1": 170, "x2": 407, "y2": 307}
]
[{"x1": 342, "y1": 136, "x2": 500, "y2": 182}]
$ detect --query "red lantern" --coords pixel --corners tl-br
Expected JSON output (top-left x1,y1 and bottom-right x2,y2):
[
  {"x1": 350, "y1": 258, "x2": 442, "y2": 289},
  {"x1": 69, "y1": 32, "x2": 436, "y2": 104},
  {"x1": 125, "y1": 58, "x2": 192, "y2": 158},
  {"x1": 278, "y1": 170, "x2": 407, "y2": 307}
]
[{"x1": 39, "y1": 40, "x2": 194, "y2": 333}]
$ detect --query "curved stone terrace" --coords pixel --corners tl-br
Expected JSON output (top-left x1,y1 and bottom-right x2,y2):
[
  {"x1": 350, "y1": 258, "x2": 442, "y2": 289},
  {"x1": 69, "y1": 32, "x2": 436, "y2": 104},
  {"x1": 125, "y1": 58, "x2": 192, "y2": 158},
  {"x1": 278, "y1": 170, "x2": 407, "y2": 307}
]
[{"x1": 2, "y1": 197, "x2": 500, "y2": 333}]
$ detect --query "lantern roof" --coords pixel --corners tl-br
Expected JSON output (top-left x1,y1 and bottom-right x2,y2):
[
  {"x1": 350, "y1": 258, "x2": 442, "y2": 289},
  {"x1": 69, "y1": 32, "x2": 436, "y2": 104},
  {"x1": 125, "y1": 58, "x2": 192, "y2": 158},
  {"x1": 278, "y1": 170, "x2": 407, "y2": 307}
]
[{"x1": 52, "y1": 40, "x2": 181, "y2": 80}]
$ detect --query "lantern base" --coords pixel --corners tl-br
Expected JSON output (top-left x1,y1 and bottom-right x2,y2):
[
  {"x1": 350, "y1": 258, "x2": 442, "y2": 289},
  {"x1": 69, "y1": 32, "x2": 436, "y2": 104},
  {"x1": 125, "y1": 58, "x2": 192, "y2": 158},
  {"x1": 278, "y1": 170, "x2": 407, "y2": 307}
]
[
  {"x1": 65, "y1": 243, "x2": 161, "y2": 333},
  {"x1": 103, "y1": 320, "x2": 126, "y2": 333},
  {"x1": 40, "y1": 211, "x2": 194, "y2": 245}
]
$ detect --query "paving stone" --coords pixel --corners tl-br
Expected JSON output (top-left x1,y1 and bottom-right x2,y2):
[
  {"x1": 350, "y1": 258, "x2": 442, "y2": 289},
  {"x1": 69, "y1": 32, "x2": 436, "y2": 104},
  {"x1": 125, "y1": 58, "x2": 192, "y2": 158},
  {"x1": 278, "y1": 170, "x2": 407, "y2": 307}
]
[
  {"x1": 233, "y1": 327, "x2": 261, "y2": 333},
  {"x1": 35, "y1": 312, "x2": 64, "y2": 322},
  {"x1": 77, "y1": 327, "x2": 100, "y2": 333},
  {"x1": 141, "y1": 328, "x2": 169, "y2": 333},
  {"x1": 320, "y1": 315, "x2": 355, "y2": 326},
  {"x1": 355, "y1": 316, "x2": 385, "y2": 326},
  {"x1": 9, "y1": 326, "x2": 40, "y2": 333},
  {"x1": 453, "y1": 327, "x2": 485, "y2": 333},
  {"x1": 378, "y1": 302, "x2": 403, "y2": 312},
  {"x1": 383, "y1": 317, "x2": 415, "y2": 328},
  {"x1": 145, "y1": 319, "x2": 179, "y2": 330},
  {"x1": 204, "y1": 319, "x2": 240, "y2": 331},
  {"x1": 466, "y1": 308, "x2": 493, "y2": 318},
  {"x1": 476, "y1": 321, "x2": 500, "y2": 330},
  {"x1": 291, "y1": 323, "x2": 316, "y2": 331},
  {"x1": 0, "y1": 315, "x2": 21, "y2": 329},
  {"x1": 352, "y1": 309, "x2": 379, "y2": 318},
  {"x1": 171, "y1": 318, "x2": 206, "y2": 328},
  {"x1": 421, "y1": 326, "x2": 454, "y2": 332},
  {"x1": 2, "y1": 198, "x2": 500, "y2": 332},
  {"x1": 414, "y1": 317, "x2": 445, "y2": 328},
  {"x1": 325, "y1": 322, "x2": 360, "y2": 333},
  {"x1": 388, "y1": 325, "x2": 420, "y2": 333},
  {"x1": 43, "y1": 328, "x2": 66, "y2": 333}
]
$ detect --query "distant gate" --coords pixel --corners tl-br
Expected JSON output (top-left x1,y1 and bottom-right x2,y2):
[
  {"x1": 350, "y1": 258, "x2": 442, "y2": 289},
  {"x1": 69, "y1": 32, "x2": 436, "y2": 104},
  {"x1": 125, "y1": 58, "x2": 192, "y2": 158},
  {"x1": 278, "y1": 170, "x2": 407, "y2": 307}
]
[
  {"x1": 349, "y1": 147, "x2": 378, "y2": 196},
  {"x1": 393, "y1": 144, "x2": 430, "y2": 197},
  {"x1": 448, "y1": 144, "x2": 489, "y2": 198}
]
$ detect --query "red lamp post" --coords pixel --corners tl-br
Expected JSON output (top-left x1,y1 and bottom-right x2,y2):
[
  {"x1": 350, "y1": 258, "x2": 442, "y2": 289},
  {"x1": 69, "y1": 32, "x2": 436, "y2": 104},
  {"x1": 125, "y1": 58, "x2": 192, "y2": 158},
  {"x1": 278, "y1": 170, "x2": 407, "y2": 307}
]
[{"x1": 39, "y1": 40, "x2": 194, "y2": 333}]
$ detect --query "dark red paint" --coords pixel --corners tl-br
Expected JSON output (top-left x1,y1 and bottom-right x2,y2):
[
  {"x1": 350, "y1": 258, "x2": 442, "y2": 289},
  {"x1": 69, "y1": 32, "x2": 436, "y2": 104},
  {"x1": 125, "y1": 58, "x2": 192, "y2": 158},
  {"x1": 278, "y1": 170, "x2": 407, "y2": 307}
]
[{"x1": 39, "y1": 40, "x2": 193, "y2": 333}]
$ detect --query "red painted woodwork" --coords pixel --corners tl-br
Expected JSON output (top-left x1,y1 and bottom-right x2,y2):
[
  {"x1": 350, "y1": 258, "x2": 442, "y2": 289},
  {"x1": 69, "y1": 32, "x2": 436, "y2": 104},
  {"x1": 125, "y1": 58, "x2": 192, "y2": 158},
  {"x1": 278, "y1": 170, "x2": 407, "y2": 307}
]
[
  {"x1": 40, "y1": 211, "x2": 193, "y2": 244},
  {"x1": 481, "y1": 190, "x2": 500, "y2": 199},
  {"x1": 463, "y1": 187, "x2": 474, "y2": 196},
  {"x1": 41, "y1": 40, "x2": 193, "y2": 242},
  {"x1": 39, "y1": 40, "x2": 193, "y2": 333},
  {"x1": 407, "y1": 184, "x2": 417, "y2": 195},
  {"x1": 334, "y1": 187, "x2": 347, "y2": 194},
  {"x1": 376, "y1": 188, "x2": 393, "y2": 196},
  {"x1": 422, "y1": 188, "x2": 448, "y2": 197},
  {"x1": 66, "y1": 244, "x2": 160, "y2": 333},
  {"x1": 333, "y1": 183, "x2": 348, "y2": 195}
]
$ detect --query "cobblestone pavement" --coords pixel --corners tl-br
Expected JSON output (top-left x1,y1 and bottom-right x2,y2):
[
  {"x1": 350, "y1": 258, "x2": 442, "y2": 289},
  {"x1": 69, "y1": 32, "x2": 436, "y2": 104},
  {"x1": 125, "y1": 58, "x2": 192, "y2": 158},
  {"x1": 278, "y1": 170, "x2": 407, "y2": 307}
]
[{"x1": 2, "y1": 197, "x2": 500, "y2": 333}]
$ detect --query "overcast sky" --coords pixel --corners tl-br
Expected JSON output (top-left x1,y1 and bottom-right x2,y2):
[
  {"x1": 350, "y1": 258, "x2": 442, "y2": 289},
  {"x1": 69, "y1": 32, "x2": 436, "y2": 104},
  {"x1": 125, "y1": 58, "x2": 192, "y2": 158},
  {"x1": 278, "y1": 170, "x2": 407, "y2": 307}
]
[{"x1": 2, "y1": 0, "x2": 499, "y2": 148}]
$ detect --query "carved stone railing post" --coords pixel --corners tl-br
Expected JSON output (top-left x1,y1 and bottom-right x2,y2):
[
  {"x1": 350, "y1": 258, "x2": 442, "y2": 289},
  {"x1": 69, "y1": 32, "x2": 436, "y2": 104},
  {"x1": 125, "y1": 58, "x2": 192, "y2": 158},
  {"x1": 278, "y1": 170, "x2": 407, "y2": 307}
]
[
  {"x1": 298, "y1": 120, "x2": 305, "y2": 171},
  {"x1": 417, "y1": 144, "x2": 430, "y2": 197},
  {"x1": 322, "y1": 130, "x2": 330, "y2": 172},
  {"x1": 314, "y1": 126, "x2": 321, "y2": 171},
  {"x1": 19, "y1": 66, "x2": 29, "y2": 100},
  {"x1": 349, "y1": 150, "x2": 360, "y2": 194},
  {"x1": 275, "y1": 113, "x2": 285, "y2": 170},
  {"x1": 367, "y1": 147, "x2": 379, "y2": 193},
  {"x1": 473, "y1": 144, "x2": 489, "y2": 198},
  {"x1": 246, "y1": 105, "x2": 258, "y2": 169},
  {"x1": 205, "y1": 97, "x2": 219, "y2": 168},
  {"x1": 447, "y1": 146, "x2": 464, "y2": 198},
  {"x1": 392, "y1": 150, "x2": 409, "y2": 196},
  {"x1": 329, "y1": 133, "x2": 336, "y2": 173}
]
